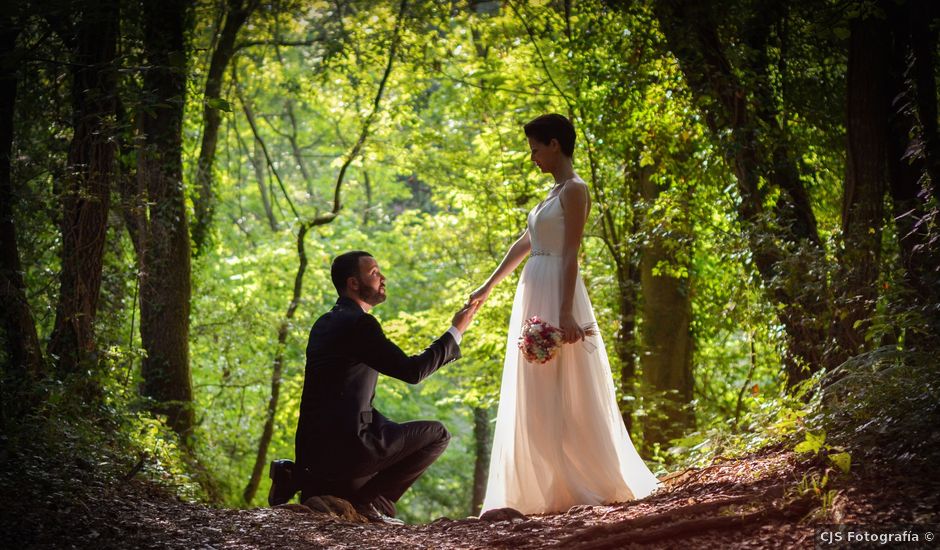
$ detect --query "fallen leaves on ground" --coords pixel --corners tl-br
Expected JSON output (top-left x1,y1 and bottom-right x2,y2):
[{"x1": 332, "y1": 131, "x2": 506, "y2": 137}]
[{"x1": 2, "y1": 446, "x2": 938, "y2": 549}]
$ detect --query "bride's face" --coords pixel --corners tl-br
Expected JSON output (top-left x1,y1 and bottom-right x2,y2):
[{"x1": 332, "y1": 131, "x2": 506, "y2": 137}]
[{"x1": 527, "y1": 136, "x2": 559, "y2": 174}]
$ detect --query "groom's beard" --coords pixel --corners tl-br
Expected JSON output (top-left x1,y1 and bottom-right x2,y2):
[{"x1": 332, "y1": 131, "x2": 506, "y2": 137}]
[{"x1": 358, "y1": 279, "x2": 386, "y2": 306}]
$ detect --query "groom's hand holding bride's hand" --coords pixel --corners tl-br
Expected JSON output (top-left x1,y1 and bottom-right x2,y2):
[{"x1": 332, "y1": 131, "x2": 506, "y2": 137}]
[
  {"x1": 468, "y1": 284, "x2": 492, "y2": 308},
  {"x1": 452, "y1": 301, "x2": 480, "y2": 334}
]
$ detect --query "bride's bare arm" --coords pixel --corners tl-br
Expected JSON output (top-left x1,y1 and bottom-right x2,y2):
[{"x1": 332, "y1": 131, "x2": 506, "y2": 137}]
[
  {"x1": 468, "y1": 230, "x2": 531, "y2": 306},
  {"x1": 559, "y1": 181, "x2": 590, "y2": 343}
]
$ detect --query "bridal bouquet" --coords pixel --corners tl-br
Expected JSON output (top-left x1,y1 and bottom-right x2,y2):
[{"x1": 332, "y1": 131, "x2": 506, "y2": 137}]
[{"x1": 518, "y1": 316, "x2": 598, "y2": 364}]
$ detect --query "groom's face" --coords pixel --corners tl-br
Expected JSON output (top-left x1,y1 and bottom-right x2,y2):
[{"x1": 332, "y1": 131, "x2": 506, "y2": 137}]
[{"x1": 353, "y1": 256, "x2": 387, "y2": 306}]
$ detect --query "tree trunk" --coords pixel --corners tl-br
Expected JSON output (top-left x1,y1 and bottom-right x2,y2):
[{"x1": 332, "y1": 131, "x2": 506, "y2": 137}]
[
  {"x1": 639, "y1": 178, "x2": 694, "y2": 447},
  {"x1": 885, "y1": 0, "x2": 940, "y2": 335},
  {"x1": 234, "y1": 77, "x2": 280, "y2": 230},
  {"x1": 284, "y1": 98, "x2": 316, "y2": 199},
  {"x1": 362, "y1": 170, "x2": 372, "y2": 225},
  {"x1": 192, "y1": 0, "x2": 259, "y2": 253},
  {"x1": 614, "y1": 259, "x2": 640, "y2": 433},
  {"x1": 243, "y1": 224, "x2": 308, "y2": 504},
  {"x1": 115, "y1": 96, "x2": 144, "y2": 258},
  {"x1": 0, "y1": 17, "x2": 42, "y2": 378},
  {"x1": 471, "y1": 406, "x2": 490, "y2": 515},
  {"x1": 610, "y1": 161, "x2": 645, "y2": 433},
  {"x1": 833, "y1": 13, "x2": 889, "y2": 359},
  {"x1": 47, "y1": 0, "x2": 119, "y2": 375},
  {"x1": 907, "y1": 0, "x2": 939, "y2": 199},
  {"x1": 252, "y1": 137, "x2": 278, "y2": 231},
  {"x1": 653, "y1": 0, "x2": 829, "y2": 384},
  {"x1": 137, "y1": 0, "x2": 195, "y2": 438}
]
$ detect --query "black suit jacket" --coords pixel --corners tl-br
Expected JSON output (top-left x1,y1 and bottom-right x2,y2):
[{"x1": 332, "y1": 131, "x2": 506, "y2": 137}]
[{"x1": 295, "y1": 296, "x2": 461, "y2": 478}]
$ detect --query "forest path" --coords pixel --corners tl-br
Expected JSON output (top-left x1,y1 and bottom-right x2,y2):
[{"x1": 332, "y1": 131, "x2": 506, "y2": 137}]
[{"x1": 6, "y1": 447, "x2": 936, "y2": 549}]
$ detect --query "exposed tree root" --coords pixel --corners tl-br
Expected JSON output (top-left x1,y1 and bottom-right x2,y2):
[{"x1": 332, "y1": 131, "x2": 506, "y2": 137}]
[
  {"x1": 558, "y1": 496, "x2": 815, "y2": 550},
  {"x1": 659, "y1": 454, "x2": 754, "y2": 488},
  {"x1": 555, "y1": 484, "x2": 788, "y2": 547}
]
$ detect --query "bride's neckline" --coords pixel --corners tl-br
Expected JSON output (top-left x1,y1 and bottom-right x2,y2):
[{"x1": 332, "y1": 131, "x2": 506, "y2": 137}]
[
  {"x1": 546, "y1": 175, "x2": 580, "y2": 199},
  {"x1": 533, "y1": 176, "x2": 579, "y2": 215}
]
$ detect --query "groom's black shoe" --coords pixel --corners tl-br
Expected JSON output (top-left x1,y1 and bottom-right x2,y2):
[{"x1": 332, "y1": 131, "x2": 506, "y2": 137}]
[{"x1": 268, "y1": 459, "x2": 297, "y2": 506}]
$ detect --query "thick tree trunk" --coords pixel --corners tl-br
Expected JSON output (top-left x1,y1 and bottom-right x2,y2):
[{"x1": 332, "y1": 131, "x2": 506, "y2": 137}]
[
  {"x1": 471, "y1": 406, "x2": 490, "y2": 515},
  {"x1": 47, "y1": 0, "x2": 119, "y2": 375},
  {"x1": 654, "y1": 0, "x2": 829, "y2": 384},
  {"x1": 137, "y1": 0, "x2": 195, "y2": 438},
  {"x1": 0, "y1": 18, "x2": 42, "y2": 378},
  {"x1": 639, "y1": 178, "x2": 694, "y2": 446},
  {"x1": 192, "y1": 0, "x2": 258, "y2": 253},
  {"x1": 833, "y1": 14, "x2": 889, "y2": 359}
]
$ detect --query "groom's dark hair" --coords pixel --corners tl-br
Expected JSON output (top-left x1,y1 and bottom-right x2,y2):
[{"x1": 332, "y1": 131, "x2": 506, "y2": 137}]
[
  {"x1": 331, "y1": 251, "x2": 373, "y2": 294},
  {"x1": 524, "y1": 113, "x2": 576, "y2": 157}
]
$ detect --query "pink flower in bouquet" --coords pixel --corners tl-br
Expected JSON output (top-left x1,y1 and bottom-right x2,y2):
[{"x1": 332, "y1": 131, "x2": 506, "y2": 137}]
[{"x1": 518, "y1": 316, "x2": 598, "y2": 364}]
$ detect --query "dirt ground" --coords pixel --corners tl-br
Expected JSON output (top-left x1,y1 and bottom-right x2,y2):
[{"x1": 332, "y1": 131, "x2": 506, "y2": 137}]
[{"x1": 3, "y1": 446, "x2": 938, "y2": 549}]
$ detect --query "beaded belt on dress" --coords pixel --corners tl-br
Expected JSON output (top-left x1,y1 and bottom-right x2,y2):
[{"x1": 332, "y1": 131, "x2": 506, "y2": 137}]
[{"x1": 530, "y1": 249, "x2": 558, "y2": 257}]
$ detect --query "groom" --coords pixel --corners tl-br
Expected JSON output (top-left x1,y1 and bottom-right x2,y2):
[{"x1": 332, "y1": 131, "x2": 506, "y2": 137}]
[{"x1": 270, "y1": 251, "x2": 477, "y2": 522}]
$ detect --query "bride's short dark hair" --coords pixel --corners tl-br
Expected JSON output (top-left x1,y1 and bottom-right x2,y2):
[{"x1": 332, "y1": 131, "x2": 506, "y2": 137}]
[{"x1": 524, "y1": 113, "x2": 576, "y2": 157}]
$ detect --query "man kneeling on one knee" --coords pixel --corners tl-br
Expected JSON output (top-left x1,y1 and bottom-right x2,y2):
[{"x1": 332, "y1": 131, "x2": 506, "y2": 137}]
[{"x1": 269, "y1": 251, "x2": 478, "y2": 523}]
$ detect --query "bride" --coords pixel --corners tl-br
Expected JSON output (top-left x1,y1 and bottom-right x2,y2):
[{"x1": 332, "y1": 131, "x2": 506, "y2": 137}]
[{"x1": 469, "y1": 113, "x2": 659, "y2": 515}]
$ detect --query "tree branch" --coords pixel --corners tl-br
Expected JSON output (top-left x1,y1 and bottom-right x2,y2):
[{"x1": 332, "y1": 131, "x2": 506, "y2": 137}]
[
  {"x1": 234, "y1": 70, "x2": 301, "y2": 220},
  {"x1": 306, "y1": 0, "x2": 408, "y2": 227},
  {"x1": 234, "y1": 38, "x2": 323, "y2": 52}
]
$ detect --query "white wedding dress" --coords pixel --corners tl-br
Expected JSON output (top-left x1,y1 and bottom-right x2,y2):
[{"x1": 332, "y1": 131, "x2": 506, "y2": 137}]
[{"x1": 481, "y1": 178, "x2": 659, "y2": 515}]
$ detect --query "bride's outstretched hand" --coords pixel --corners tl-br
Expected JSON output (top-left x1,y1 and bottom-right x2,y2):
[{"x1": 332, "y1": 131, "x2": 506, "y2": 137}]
[
  {"x1": 558, "y1": 311, "x2": 585, "y2": 343},
  {"x1": 468, "y1": 284, "x2": 492, "y2": 308}
]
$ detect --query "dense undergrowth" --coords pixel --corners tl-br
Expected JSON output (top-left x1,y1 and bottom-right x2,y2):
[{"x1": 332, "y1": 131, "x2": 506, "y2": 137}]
[
  {"x1": 656, "y1": 345, "x2": 940, "y2": 479},
  {"x1": 0, "y1": 372, "x2": 206, "y2": 517}
]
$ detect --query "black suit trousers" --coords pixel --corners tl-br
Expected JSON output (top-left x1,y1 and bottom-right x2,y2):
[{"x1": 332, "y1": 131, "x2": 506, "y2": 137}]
[{"x1": 300, "y1": 420, "x2": 451, "y2": 505}]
